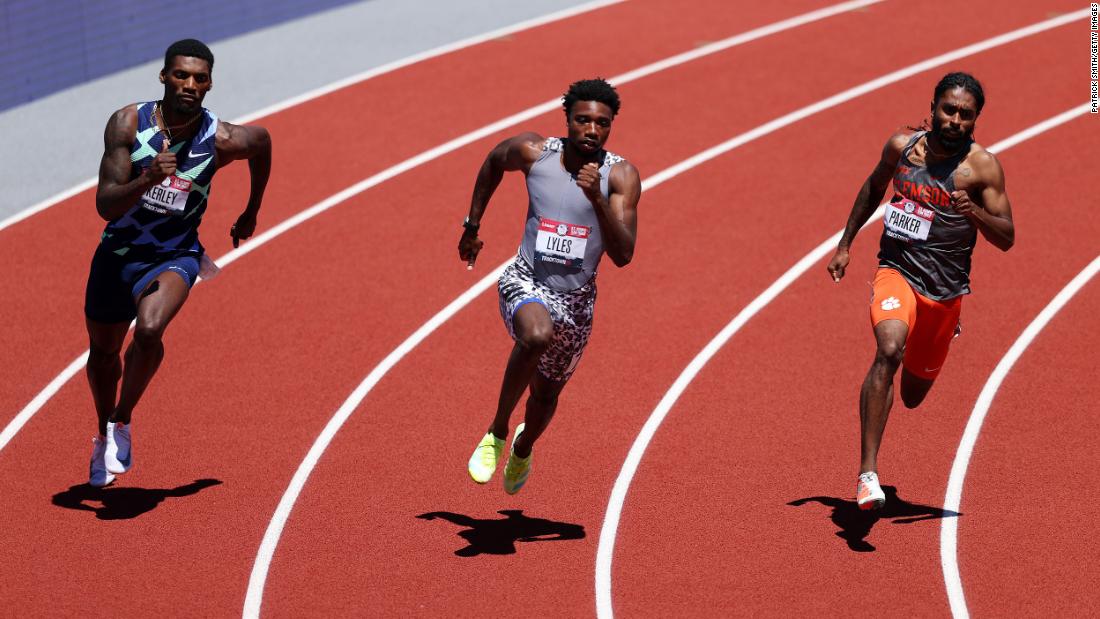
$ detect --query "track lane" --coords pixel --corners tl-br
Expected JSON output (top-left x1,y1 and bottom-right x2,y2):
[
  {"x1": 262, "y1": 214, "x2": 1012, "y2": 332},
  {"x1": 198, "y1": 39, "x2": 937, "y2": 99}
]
[
  {"x1": 959, "y1": 271, "x2": 1100, "y2": 617},
  {"x1": 945, "y1": 127, "x2": 1100, "y2": 616},
  {"x1": 0, "y1": 1, "x2": 861, "y2": 615},
  {"x1": 253, "y1": 3, "x2": 1086, "y2": 616},
  {"x1": 608, "y1": 29, "x2": 1091, "y2": 618}
]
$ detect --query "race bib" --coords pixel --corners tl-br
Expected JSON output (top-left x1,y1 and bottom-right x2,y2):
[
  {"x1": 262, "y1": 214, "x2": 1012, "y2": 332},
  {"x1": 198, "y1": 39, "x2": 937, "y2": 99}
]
[
  {"x1": 141, "y1": 175, "x2": 191, "y2": 214},
  {"x1": 535, "y1": 217, "x2": 589, "y2": 268},
  {"x1": 884, "y1": 198, "x2": 934, "y2": 242}
]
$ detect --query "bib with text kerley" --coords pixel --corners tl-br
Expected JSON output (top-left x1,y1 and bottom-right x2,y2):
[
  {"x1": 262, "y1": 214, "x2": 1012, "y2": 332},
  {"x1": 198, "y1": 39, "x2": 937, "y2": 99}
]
[
  {"x1": 535, "y1": 217, "x2": 589, "y2": 268},
  {"x1": 884, "y1": 198, "x2": 934, "y2": 242},
  {"x1": 141, "y1": 175, "x2": 192, "y2": 214}
]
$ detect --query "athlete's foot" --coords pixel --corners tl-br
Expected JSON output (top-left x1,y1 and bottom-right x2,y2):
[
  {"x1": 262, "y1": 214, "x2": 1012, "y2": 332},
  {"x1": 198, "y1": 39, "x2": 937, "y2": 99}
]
[
  {"x1": 503, "y1": 423, "x2": 532, "y2": 495},
  {"x1": 856, "y1": 471, "x2": 886, "y2": 510},
  {"x1": 104, "y1": 421, "x2": 132, "y2": 475},
  {"x1": 468, "y1": 431, "x2": 506, "y2": 483},
  {"x1": 89, "y1": 436, "x2": 115, "y2": 488}
]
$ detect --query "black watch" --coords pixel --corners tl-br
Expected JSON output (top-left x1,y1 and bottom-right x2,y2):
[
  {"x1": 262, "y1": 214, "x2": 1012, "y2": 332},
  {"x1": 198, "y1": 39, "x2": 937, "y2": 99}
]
[{"x1": 462, "y1": 216, "x2": 480, "y2": 234}]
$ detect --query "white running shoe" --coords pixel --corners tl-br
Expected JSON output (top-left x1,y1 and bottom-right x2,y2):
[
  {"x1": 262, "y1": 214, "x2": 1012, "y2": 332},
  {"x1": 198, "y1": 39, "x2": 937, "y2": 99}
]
[
  {"x1": 104, "y1": 421, "x2": 132, "y2": 474},
  {"x1": 89, "y1": 436, "x2": 115, "y2": 488},
  {"x1": 856, "y1": 471, "x2": 885, "y2": 510}
]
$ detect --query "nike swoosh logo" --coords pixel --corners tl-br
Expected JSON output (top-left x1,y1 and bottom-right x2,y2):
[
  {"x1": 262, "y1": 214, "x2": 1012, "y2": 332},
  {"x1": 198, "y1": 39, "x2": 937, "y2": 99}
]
[{"x1": 188, "y1": 150, "x2": 209, "y2": 158}]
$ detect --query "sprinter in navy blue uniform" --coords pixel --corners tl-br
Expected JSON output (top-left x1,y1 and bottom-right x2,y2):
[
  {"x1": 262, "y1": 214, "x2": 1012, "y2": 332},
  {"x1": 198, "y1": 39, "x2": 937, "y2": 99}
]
[{"x1": 84, "y1": 39, "x2": 272, "y2": 487}]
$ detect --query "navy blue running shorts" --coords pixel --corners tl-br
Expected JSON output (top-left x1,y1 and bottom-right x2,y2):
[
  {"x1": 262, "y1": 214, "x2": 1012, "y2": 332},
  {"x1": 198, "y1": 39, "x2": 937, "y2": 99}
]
[{"x1": 84, "y1": 244, "x2": 200, "y2": 324}]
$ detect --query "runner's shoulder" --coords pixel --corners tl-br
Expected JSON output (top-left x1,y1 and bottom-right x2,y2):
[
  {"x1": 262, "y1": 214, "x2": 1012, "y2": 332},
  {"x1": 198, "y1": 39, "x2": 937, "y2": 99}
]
[
  {"x1": 963, "y1": 143, "x2": 1003, "y2": 180},
  {"x1": 107, "y1": 103, "x2": 143, "y2": 126},
  {"x1": 607, "y1": 155, "x2": 637, "y2": 178},
  {"x1": 507, "y1": 131, "x2": 548, "y2": 160},
  {"x1": 885, "y1": 129, "x2": 917, "y2": 154},
  {"x1": 104, "y1": 103, "x2": 142, "y2": 143}
]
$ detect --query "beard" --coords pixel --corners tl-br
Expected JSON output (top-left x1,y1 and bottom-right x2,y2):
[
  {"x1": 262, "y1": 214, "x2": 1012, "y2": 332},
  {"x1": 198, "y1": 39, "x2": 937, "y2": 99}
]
[{"x1": 930, "y1": 115, "x2": 972, "y2": 150}]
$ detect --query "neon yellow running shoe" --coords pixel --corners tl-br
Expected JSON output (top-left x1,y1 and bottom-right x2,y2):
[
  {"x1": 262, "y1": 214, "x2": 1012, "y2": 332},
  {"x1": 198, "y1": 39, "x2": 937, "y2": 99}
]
[
  {"x1": 503, "y1": 423, "x2": 531, "y2": 495},
  {"x1": 468, "y1": 430, "x2": 505, "y2": 483}
]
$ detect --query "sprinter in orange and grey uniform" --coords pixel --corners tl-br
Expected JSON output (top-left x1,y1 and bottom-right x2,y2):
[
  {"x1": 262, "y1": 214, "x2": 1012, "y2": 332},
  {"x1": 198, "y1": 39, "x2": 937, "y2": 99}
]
[{"x1": 826, "y1": 72, "x2": 1015, "y2": 510}]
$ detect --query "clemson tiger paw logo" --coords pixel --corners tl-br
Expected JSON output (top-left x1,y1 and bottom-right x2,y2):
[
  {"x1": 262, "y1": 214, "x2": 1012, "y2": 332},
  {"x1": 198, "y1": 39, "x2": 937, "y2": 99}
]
[{"x1": 880, "y1": 296, "x2": 901, "y2": 311}]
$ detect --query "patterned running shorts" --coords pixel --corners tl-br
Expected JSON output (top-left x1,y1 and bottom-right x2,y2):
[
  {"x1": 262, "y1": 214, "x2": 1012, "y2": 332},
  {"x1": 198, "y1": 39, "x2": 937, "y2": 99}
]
[{"x1": 498, "y1": 256, "x2": 597, "y2": 382}]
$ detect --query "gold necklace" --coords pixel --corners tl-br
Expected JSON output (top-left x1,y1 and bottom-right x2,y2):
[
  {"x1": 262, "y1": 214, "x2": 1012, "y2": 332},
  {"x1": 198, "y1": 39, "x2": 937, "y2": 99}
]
[{"x1": 152, "y1": 101, "x2": 201, "y2": 146}]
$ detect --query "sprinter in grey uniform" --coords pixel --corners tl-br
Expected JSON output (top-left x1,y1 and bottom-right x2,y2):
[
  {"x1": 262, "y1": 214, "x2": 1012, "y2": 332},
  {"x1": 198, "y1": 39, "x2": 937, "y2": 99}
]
[{"x1": 459, "y1": 78, "x2": 641, "y2": 494}]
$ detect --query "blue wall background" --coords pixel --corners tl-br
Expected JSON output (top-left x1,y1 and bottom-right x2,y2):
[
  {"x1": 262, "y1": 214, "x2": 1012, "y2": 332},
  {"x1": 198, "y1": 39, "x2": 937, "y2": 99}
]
[{"x1": 0, "y1": 0, "x2": 363, "y2": 112}]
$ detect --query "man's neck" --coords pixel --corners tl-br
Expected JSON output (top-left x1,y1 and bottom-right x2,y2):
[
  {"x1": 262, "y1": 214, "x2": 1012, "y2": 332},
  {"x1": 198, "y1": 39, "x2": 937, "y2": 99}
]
[{"x1": 561, "y1": 141, "x2": 600, "y2": 173}]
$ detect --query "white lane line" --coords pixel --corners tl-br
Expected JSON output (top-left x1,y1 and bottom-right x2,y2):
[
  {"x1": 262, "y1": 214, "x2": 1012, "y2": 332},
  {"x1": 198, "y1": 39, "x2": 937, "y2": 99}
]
[
  {"x1": 240, "y1": 2, "x2": 887, "y2": 615},
  {"x1": 942, "y1": 257, "x2": 1100, "y2": 618},
  {"x1": 595, "y1": 100, "x2": 1092, "y2": 617},
  {"x1": 0, "y1": 0, "x2": 625, "y2": 233},
  {"x1": 2, "y1": 0, "x2": 884, "y2": 457}
]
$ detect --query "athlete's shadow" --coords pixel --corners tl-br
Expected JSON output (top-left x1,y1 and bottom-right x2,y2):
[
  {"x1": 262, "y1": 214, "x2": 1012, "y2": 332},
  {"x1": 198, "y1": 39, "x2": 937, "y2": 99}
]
[
  {"x1": 416, "y1": 509, "x2": 585, "y2": 557},
  {"x1": 52, "y1": 479, "x2": 222, "y2": 520},
  {"x1": 788, "y1": 486, "x2": 959, "y2": 552}
]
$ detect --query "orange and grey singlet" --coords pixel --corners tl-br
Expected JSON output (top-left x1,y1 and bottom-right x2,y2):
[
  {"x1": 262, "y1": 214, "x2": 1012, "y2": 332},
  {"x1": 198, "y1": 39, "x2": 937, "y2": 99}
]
[
  {"x1": 877, "y1": 131, "x2": 977, "y2": 301},
  {"x1": 518, "y1": 138, "x2": 624, "y2": 291}
]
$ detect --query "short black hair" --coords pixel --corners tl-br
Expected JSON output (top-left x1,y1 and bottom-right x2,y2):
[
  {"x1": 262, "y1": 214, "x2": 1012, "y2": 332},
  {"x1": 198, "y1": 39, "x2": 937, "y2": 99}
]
[
  {"x1": 164, "y1": 39, "x2": 214, "y2": 72},
  {"x1": 562, "y1": 78, "x2": 621, "y2": 117},
  {"x1": 933, "y1": 72, "x2": 984, "y2": 114}
]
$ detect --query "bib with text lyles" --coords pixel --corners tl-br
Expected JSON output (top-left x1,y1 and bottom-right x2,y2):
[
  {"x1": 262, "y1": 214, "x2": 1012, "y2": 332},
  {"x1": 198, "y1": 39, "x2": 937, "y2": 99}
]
[
  {"x1": 141, "y1": 175, "x2": 192, "y2": 214},
  {"x1": 884, "y1": 198, "x2": 934, "y2": 242},
  {"x1": 535, "y1": 217, "x2": 589, "y2": 268}
]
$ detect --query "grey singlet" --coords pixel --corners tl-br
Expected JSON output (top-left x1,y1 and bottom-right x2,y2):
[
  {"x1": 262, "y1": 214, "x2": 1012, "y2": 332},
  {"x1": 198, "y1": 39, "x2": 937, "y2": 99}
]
[{"x1": 518, "y1": 137, "x2": 625, "y2": 291}]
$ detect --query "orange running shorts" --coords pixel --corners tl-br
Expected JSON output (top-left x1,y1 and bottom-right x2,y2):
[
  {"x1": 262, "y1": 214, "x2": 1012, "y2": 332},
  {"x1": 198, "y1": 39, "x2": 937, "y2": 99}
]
[{"x1": 869, "y1": 268, "x2": 962, "y2": 380}]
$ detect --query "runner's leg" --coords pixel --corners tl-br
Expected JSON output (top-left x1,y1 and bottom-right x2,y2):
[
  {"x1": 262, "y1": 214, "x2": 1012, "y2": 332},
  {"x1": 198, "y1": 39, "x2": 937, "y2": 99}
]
[
  {"x1": 111, "y1": 270, "x2": 191, "y2": 424},
  {"x1": 489, "y1": 302, "x2": 554, "y2": 439},
  {"x1": 86, "y1": 319, "x2": 131, "y2": 436}
]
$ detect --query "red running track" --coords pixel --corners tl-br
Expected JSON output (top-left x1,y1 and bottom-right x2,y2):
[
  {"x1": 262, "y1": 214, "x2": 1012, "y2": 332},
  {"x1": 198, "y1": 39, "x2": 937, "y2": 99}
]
[
  {"x1": 609, "y1": 15, "x2": 1096, "y2": 619},
  {"x1": 0, "y1": 0, "x2": 850, "y2": 614},
  {"x1": 0, "y1": 0, "x2": 1094, "y2": 616}
]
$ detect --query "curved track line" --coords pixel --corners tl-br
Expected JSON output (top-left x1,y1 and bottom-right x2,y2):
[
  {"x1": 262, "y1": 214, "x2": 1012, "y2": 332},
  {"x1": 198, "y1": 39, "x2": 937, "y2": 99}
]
[
  {"x1": 594, "y1": 101, "x2": 1092, "y2": 619},
  {"x1": 240, "y1": 3, "x2": 888, "y2": 615},
  {"x1": 0, "y1": 0, "x2": 623, "y2": 234},
  {"x1": 1, "y1": 0, "x2": 882, "y2": 458},
  {"x1": 941, "y1": 261, "x2": 1100, "y2": 618}
]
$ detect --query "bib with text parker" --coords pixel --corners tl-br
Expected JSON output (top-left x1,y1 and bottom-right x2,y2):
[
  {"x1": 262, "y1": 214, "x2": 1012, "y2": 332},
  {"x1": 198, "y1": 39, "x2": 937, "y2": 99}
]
[{"x1": 884, "y1": 198, "x2": 934, "y2": 242}]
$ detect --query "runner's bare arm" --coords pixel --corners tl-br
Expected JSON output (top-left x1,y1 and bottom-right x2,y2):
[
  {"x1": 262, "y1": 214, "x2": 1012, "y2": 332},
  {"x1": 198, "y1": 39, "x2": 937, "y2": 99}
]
[
  {"x1": 950, "y1": 150, "x2": 1014, "y2": 251},
  {"x1": 458, "y1": 132, "x2": 544, "y2": 267},
  {"x1": 215, "y1": 120, "x2": 272, "y2": 246},
  {"x1": 581, "y1": 160, "x2": 640, "y2": 267},
  {"x1": 826, "y1": 132, "x2": 908, "y2": 282},
  {"x1": 95, "y1": 105, "x2": 175, "y2": 221}
]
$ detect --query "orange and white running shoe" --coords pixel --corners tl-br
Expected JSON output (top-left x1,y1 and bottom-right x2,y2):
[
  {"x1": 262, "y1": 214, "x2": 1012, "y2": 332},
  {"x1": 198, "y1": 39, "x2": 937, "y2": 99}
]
[{"x1": 856, "y1": 471, "x2": 885, "y2": 510}]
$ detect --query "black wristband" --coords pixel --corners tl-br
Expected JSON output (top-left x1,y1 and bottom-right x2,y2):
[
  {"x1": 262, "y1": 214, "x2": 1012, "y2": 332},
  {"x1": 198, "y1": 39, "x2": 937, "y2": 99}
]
[{"x1": 462, "y1": 216, "x2": 480, "y2": 233}]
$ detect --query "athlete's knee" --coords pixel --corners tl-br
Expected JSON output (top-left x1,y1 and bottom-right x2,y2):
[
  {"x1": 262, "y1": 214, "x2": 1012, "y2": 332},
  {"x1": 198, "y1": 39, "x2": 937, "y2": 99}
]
[
  {"x1": 900, "y1": 390, "x2": 927, "y2": 409},
  {"x1": 132, "y1": 322, "x2": 167, "y2": 349},
  {"x1": 900, "y1": 373, "x2": 934, "y2": 408},
  {"x1": 517, "y1": 324, "x2": 554, "y2": 353},
  {"x1": 873, "y1": 340, "x2": 904, "y2": 370},
  {"x1": 87, "y1": 342, "x2": 121, "y2": 367}
]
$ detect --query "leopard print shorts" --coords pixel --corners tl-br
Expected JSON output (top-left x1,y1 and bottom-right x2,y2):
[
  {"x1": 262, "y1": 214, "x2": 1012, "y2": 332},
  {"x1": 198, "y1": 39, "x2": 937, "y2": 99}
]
[{"x1": 498, "y1": 256, "x2": 597, "y2": 382}]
